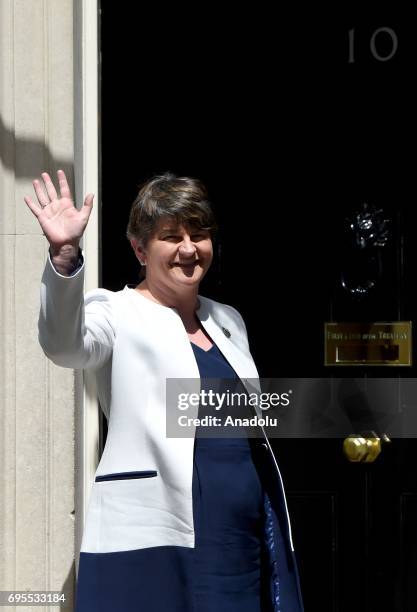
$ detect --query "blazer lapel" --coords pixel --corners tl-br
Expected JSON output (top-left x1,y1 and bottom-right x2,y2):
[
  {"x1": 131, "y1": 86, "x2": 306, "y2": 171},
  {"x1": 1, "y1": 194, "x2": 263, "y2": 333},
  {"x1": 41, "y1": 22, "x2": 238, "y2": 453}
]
[{"x1": 196, "y1": 297, "x2": 260, "y2": 386}]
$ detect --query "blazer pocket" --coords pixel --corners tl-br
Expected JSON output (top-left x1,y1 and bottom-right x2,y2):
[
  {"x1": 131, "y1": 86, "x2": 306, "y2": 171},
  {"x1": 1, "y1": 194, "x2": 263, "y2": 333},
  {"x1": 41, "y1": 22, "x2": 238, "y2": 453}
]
[{"x1": 95, "y1": 470, "x2": 158, "y2": 482}]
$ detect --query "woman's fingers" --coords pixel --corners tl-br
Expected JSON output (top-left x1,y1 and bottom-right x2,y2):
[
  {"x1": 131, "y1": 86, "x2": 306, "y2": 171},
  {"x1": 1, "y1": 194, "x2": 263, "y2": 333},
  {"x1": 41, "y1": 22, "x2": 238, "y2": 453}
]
[
  {"x1": 57, "y1": 169, "x2": 71, "y2": 199},
  {"x1": 24, "y1": 195, "x2": 41, "y2": 218},
  {"x1": 33, "y1": 179, "x2": 49, "y2": 207},
  {"x1": 25, "y1": 172, "x2": 92, "y2": 230},
  {"x1": 81, "y1": 193, "x2": 94, "y2": 223},
  {"x1": 83, "y1": 193, "x2": 94, "y2": 208},
  {"x1": 41, "y1": 172, "x2": 58, "y2": 201}
]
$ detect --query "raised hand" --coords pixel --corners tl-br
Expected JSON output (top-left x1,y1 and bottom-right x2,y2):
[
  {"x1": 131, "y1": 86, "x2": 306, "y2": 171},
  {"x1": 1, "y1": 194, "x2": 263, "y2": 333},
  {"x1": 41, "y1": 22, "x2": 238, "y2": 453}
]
[{"x1": 24, "y1": 170, "x2": 94, "y2": 251}]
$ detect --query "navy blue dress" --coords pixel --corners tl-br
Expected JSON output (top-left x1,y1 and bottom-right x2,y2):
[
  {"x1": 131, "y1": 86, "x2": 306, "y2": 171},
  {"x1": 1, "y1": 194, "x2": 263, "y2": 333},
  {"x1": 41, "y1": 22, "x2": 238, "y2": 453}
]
[{"x1": 75, "y1": 342, "x2": 268, "y2": 611}]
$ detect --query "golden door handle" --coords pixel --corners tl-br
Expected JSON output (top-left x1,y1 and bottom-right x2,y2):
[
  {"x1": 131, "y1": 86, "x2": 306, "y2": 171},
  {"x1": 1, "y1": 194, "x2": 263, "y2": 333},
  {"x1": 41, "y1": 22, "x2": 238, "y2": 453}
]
[{"x1": 343, "y1": 433, "x2": 391, "y2": 463}]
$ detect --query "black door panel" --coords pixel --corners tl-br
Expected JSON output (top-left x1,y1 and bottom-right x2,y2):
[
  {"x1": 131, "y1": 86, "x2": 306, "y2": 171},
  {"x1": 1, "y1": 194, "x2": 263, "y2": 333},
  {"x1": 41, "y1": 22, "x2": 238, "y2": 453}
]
[{"x1": 101, "y1": 5, "x2": 416, "y2": 610}]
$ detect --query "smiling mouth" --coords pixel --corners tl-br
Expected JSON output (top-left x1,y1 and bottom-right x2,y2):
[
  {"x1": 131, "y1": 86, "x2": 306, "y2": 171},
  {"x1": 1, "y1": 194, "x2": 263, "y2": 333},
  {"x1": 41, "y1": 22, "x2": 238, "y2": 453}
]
[{"x1": 172, "y1": 261, "x2": 200, "y2": 268}]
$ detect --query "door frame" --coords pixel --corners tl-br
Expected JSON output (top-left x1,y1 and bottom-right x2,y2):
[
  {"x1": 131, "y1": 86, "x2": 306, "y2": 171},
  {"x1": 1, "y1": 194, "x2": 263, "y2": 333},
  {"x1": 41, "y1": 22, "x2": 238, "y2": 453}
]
[{"x1": 73, "y1": 0, "x2": 101, "y2": 572}]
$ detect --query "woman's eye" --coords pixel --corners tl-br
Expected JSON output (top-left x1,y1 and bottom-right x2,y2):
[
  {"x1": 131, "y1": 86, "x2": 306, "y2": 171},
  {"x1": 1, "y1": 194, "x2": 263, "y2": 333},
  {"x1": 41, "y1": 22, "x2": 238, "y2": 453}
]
[{"x1": 161, "y1": 233, "x2": 209, "y2": 241}]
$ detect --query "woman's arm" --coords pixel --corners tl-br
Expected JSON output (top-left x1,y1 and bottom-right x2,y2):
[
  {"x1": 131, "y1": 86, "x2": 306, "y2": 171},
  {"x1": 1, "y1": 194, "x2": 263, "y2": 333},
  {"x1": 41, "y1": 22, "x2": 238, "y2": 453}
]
[
  {"x1": 24, "y1": 170, "x2": 114, "y2": 370},
  {"x1": 38, "y1": 249, "x2": 116, "y2": 370}
]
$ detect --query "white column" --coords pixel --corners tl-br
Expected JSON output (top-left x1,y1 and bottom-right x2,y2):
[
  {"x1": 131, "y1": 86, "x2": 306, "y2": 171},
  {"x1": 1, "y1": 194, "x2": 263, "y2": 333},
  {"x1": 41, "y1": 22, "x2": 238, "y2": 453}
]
[
  {"x1": 0, "y1": 0, "x2": 99, "y2": 609},
  {"x1": 73, "y1": 0, "x2": 100, "y2": 573}
]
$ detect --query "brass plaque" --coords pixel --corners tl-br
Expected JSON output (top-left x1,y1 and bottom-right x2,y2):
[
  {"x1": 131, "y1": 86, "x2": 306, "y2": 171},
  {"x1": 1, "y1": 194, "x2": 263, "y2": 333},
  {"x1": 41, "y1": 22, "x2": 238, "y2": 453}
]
[{"x1": 324, "y1": 322, "x2": 412, "y2": 366}]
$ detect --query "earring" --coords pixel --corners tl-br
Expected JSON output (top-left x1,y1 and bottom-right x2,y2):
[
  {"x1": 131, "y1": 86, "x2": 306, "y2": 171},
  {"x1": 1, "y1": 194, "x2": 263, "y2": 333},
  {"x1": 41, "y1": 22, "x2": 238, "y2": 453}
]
[{"x1": 139, "y1": 260, "x2": 146, "y2": 266}]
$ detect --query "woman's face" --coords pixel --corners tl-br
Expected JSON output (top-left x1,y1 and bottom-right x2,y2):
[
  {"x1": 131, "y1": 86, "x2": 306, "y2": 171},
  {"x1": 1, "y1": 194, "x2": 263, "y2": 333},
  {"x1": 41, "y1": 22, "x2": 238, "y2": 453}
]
[{"x1": 134, "y1": 217, "x2": 213, "y2": 291}]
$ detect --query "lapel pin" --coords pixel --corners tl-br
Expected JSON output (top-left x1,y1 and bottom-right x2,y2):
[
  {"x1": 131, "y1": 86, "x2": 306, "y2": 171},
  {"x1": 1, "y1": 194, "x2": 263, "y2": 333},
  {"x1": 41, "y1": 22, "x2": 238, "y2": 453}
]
[{"x1": 222, "y1": 327, "x2": 231, "y2": 338}]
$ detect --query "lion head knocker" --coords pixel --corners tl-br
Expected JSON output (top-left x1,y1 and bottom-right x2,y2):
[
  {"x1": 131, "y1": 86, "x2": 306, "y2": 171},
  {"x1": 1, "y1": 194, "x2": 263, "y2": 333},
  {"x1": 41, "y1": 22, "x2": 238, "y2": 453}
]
[{"x1": 340, "y1": 202, "x2": 390, "y2": 299}]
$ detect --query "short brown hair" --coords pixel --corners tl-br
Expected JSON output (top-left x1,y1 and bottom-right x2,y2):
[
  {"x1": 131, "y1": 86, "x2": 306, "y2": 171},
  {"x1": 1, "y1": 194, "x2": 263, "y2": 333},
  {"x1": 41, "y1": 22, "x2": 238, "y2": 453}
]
[{"x1": 126, "y1": 172, "x2": 218, "y2": 248}]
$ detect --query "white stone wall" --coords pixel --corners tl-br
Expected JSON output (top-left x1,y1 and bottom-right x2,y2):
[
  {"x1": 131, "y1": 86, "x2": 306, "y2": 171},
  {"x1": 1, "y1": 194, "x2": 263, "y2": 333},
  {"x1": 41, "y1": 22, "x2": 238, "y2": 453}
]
[{"x1": 0, "y1": 1, "x2": 77, "y2": 609}]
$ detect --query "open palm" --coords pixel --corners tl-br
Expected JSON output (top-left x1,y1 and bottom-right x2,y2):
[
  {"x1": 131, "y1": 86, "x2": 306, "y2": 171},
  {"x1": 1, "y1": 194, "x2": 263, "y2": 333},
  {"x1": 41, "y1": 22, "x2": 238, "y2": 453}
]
[{"x1": 24, "y1": 170, "x2": 94, "y2": 248}]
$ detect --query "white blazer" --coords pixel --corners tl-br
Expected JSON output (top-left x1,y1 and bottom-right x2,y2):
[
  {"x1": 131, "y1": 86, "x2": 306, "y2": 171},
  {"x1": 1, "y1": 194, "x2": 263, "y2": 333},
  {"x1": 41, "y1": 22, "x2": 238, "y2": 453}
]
[{"x1": 38, "y1": 251, "x2": 294, "y2": 555}]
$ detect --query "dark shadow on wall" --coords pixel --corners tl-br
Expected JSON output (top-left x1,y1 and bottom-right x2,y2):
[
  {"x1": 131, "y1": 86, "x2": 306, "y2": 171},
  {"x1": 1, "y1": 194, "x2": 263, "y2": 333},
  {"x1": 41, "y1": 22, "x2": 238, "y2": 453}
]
[
  {"x1": 60, "y1": 560, "x2": 76, "y2": 610},
  {"x1": 0, "y1": 114, "x2": 75, "y2": 186}
]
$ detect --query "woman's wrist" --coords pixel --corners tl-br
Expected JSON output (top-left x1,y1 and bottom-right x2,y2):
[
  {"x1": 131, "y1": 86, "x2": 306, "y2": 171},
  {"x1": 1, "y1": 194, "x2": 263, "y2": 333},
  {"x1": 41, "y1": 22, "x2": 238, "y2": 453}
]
[
  {"x1": 49, "y1": 244, "x2": 82, "y2": 276},
  {"x1": 49, "y1": 242, "x2": 80, "y2": 258}
]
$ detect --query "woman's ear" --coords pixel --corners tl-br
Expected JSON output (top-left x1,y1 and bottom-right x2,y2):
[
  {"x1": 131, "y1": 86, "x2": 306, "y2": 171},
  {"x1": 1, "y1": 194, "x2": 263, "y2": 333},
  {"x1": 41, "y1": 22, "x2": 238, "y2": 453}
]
[{"x1": 130, "y1": 238, "x2": 146, "y2": 265}]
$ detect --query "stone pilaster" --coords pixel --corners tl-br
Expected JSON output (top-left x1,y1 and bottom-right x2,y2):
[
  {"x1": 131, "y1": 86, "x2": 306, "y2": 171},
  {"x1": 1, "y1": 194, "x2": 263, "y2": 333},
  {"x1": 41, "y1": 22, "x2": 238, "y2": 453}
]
[{"x1": 0, "y1": 1, "x2": 77, "y2": 609}]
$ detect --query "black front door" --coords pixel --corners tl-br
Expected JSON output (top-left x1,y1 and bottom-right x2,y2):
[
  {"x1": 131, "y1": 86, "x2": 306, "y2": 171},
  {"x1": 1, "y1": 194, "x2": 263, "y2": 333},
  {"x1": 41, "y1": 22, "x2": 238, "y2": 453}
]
[{"x1": 100, "y1": 5, "x2": 416, "y2": 610}]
